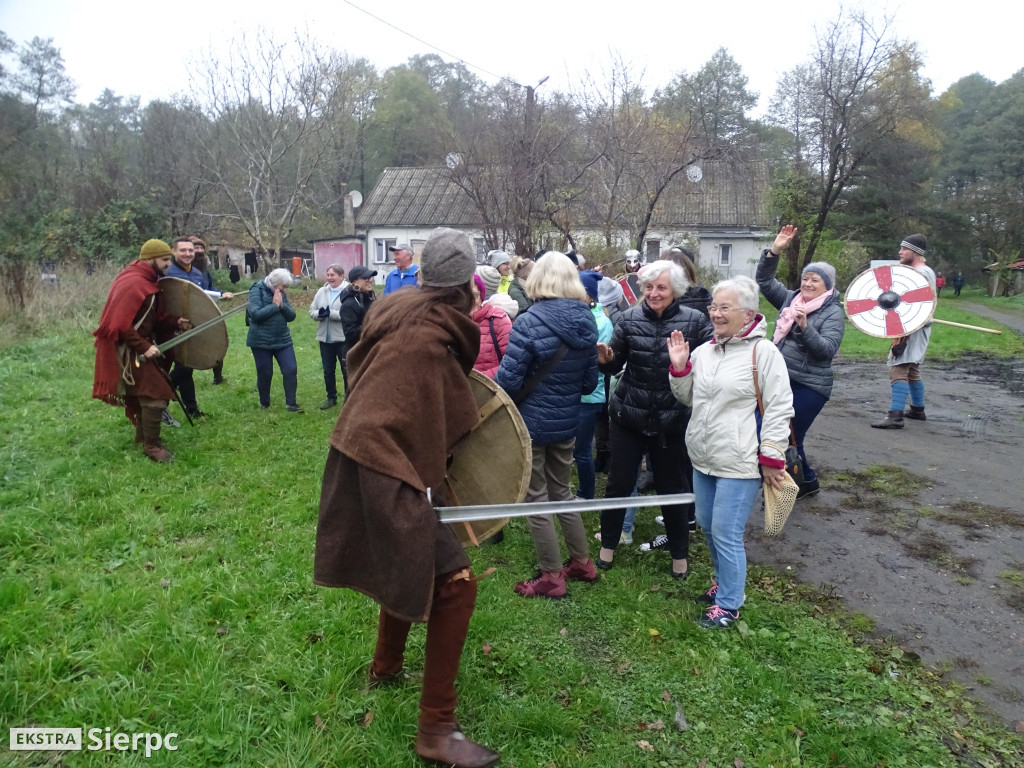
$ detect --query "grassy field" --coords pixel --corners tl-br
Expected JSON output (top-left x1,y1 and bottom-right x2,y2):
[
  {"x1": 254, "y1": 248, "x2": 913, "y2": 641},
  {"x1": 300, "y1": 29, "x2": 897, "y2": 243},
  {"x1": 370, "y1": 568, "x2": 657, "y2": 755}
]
[{"x1": 2, "y1": 271, "x2": 1023, "y2": 767}]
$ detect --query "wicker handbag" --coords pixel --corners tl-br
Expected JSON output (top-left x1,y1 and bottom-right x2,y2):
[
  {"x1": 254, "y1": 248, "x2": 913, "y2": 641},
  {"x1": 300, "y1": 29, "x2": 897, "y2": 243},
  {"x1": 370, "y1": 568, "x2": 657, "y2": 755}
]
[{"x1": 751, "y1": 342, "x2": 799, "y2": 536}]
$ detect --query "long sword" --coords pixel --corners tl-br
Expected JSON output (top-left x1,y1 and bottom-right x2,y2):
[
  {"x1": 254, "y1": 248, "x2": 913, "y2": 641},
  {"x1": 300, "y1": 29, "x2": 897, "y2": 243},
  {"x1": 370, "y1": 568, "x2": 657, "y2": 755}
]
[
  {"x1": 136, "y1": 303, "x2": 248, "y2": 365},
  {"x1": 436, "y1": 493, "x2": 695, "y2": 524}
]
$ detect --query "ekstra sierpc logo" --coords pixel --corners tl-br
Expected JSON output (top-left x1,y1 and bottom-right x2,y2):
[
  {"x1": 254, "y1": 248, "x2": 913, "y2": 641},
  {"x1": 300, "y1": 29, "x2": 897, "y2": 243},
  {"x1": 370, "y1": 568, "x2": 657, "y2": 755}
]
[{"x1": 10, "y1": 727, "x2": 178, "y2": 756}]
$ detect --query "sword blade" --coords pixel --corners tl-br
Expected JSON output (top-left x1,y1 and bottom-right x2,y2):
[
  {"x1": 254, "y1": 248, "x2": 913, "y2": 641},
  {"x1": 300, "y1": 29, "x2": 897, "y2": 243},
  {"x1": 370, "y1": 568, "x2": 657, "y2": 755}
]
[{"x1": 436, "y1": 492, "x2": 695, "y2": 524}]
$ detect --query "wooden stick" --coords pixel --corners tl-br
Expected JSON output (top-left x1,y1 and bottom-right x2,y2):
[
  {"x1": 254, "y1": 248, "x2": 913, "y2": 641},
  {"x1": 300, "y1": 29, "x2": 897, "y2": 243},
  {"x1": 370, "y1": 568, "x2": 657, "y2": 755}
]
[{"x1": 932, "y1": 318, "x2": 1002, "y2": 334}]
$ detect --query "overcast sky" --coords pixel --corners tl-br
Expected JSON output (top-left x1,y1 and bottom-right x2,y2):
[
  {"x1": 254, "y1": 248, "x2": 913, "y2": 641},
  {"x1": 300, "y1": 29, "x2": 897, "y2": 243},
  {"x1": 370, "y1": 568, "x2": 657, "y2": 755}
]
[{"x1": 1, "y1": 0, "x2": 1020, "y2": 111}]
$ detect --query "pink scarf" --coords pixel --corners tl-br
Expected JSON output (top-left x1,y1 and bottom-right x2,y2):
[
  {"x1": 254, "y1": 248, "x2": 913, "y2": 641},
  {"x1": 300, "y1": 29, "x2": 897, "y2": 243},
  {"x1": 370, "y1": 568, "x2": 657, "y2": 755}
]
[{"x1": 772, "y1": 288, "x2": 834, "y2": 344}]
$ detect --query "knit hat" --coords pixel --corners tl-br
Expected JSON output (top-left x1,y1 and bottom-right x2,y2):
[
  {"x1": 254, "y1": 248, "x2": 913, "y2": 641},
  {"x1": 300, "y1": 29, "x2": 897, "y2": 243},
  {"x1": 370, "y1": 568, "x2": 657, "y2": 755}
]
[
  {"x1": 139, "y1": 239, "x2": 172, "y2": 261},
  {"x1": 486, "y1": 292, "x2": 519, "y2": 320},
  {"x1": 598, "y1": 274, "x2": 625, "y2": 308},
  {"x1": 419, "y1": 227, "x2": 477, "y2": 288},
  {"x1": 901, "y1": 234, "x2": 927, "y2": 256},
  {"x1": 476, "y1": 265, "x2": 501, "y2": 296},
  {"x1": 188, "y1": 236, "x2": 207, "y2": 249},
  {"x1": 578, "y1": 269, "x2": 603, "y2": 302},
  {"x1": 488, "y1": 250, "x2": 511, "y2": 269},
  {"x1": 802, "y1": 262, "x2": 836, "y2": 291}
]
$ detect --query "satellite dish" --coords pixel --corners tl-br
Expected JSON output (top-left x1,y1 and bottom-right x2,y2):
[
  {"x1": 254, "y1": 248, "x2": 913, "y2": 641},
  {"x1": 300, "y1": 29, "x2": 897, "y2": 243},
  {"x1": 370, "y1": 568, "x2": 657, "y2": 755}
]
[
  {"x1": 686, "y1": 165, "x2": 703, "y2": 183},
  {"x1": 445, "y1": 153, "x2": 463, "y2": 170},
  {"x1": 348, "y1": 190, "x2": 362, "y2": 208}
]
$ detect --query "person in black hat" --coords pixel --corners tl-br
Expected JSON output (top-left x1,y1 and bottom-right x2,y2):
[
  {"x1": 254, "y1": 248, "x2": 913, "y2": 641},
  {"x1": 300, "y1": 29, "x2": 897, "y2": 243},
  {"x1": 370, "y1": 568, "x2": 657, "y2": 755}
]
[
  {"x1": 872, "y1": 234, "x2": 936, "y2": 429},
  {"x1": 339, "y1": 265, "x2": 378, "y2": 363}
]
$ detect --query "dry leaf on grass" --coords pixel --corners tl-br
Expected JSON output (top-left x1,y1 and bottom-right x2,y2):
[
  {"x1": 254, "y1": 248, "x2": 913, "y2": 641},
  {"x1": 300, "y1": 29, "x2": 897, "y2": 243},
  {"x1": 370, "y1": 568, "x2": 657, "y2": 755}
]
[
  {"x1": 315, "y1": 715, "x2": 326, "y2": 732},
  {"x1": 636, "y1": 740, "x2": 654, "y2": 752},
  {"x1": 361, "y1": 711, "x2": 374, "y2": 728},
  {"x1": 482, "y1": 643, "x2": 491, "y2": 656},
  {"x1": 647, "y1": 719, "x2": 666, "y2": 731},
  {"x1": 661, "y1": 690, "x2": 671, "y2": 702}
]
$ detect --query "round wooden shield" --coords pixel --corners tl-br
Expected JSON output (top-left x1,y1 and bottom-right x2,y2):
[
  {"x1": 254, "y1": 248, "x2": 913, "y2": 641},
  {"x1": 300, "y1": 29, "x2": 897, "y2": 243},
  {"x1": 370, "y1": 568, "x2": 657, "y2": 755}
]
[
  {"x1": 618, "y1": 273, "x2": 641, "y2": 305},
  {"x1": 158, "y1": 277, "x2": 228, "y2": 369},
  {"x1": 445, "y1": 370, "x2": 531, "y2": 547},
  {"x1": 844, "y1": 264, "x2": 936, "y2": 339}
]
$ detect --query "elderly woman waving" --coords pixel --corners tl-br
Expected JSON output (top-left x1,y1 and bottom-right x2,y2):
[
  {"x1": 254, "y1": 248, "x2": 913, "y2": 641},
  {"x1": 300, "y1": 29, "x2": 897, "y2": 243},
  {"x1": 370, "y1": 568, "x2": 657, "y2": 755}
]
[
  {"x1": 756, "y1": 225, "x2": 845, "y2": 499},
  {"x1": 596, "y1": 260, "x2": 712, "y2": 581},
  {"x1": 668, "y1": 276, "x2": 793, "y2": 629}
]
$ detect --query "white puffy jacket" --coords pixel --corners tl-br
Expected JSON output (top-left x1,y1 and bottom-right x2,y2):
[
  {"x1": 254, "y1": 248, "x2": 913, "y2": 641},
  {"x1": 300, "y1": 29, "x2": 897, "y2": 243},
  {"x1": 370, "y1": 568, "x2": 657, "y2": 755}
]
[{"x1": 670, "y1": 315, "x2": 794, "y2": 480}]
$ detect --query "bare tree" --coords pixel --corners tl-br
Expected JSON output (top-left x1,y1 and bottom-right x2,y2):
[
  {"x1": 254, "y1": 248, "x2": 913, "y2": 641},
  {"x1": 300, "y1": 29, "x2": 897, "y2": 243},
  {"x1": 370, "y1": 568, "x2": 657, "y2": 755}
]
[
  {"x1": 188, "y1": 30, "x2": 350, "y2": 270},
  {"x1": 769, "y1": 9, "x2": 932, "y2": 264}
]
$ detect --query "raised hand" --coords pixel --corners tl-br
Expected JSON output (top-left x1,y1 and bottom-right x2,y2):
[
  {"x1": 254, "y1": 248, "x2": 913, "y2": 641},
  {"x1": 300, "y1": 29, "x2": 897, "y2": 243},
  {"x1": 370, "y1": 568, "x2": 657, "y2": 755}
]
[
  {"x1": 772, "y1": 225, "x2": 798, "y2": 254},
  {"x1": 667, "y1": 330, "x2": 690, "y2": 370}
]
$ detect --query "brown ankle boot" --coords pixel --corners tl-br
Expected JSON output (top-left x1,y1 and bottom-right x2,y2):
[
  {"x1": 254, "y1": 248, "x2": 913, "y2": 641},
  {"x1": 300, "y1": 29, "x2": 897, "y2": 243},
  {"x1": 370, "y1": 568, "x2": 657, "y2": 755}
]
[
  {"x1": 415, "y1": 722, "x2": 498, "y2": 768},
  {"x1": 140, "y1": 406, "x2": 175, "y2": 461}
]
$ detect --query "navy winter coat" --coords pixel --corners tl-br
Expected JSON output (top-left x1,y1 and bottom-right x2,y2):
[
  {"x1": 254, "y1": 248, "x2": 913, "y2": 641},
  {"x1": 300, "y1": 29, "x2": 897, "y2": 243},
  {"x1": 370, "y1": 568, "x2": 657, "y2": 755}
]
[
  {"x1": 246, "y1": 280, "x2": 296, "y2": 350},
  {"x1": 601, "y1": 298, "x2": 713, "y2": 436},
  {"x1": 495, "y1": 297, "x2": 599, "y2": 444},
  {"x1": 755, "y1": 250, "x2": 845, "y2": 399}
]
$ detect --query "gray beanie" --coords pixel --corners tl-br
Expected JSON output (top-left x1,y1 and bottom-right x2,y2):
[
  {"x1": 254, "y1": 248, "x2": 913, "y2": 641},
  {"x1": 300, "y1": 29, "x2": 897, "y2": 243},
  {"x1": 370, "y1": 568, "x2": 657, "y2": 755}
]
[
  {"x1": 901, "y1": 233, "x2": 927, "y2": 256},
  {"x1": 488, "y1": 249, "x2": 511, "y2": 269},
  {"x1": 476, "y1": 265, "x2": 501, "y2": 296},
  {"x1": 802, "y1": 261, "x2": 836, "y2": 291},
  {"x1": 419, "y1": 227, "x2": 477, "y2": 288}
]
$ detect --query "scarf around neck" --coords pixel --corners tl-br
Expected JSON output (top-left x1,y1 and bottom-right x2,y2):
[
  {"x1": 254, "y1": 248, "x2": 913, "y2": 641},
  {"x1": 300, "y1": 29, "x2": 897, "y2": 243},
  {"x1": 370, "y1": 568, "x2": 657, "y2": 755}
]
[{"x1": 772, "y1": 288, "x2": 834, "y2": 344}]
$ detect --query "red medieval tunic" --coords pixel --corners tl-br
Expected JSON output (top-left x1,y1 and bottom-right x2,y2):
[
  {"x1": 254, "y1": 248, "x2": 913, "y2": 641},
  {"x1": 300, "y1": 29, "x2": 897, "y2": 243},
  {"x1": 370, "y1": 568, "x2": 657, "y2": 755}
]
[
  {"x1": 314, "y1": 289, "x2": 481, "y2": 623},
  {"x1": 92, "y1": 260, "x2": 180, "y2": 421}
]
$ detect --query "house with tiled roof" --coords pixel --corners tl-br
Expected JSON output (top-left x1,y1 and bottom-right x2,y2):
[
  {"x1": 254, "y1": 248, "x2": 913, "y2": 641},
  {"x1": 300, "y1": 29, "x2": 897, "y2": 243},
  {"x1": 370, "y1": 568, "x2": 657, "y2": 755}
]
[{"x1": 350, "y1": 160, "x2": 773, "y2": 282}]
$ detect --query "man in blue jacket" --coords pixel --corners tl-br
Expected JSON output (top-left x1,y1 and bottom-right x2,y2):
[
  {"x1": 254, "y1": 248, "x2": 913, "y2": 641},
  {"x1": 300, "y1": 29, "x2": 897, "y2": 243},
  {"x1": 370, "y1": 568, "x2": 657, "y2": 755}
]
[{"x1": 383, "y1": 243, "x2": 419, "y2": 294}]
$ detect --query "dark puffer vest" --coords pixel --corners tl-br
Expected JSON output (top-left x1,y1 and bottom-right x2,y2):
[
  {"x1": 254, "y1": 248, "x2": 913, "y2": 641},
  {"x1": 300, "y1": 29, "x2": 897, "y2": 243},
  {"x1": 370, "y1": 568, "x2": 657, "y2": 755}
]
[{"x1": 601, "y1": 299, "x2": 713, "y2": 436}]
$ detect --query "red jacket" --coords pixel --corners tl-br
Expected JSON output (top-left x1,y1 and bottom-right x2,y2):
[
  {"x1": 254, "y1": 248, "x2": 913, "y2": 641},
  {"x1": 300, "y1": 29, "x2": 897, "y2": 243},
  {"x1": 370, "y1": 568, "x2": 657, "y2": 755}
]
[{"x1": 472, "y1": 301, "x2": 512, "y2": 379}]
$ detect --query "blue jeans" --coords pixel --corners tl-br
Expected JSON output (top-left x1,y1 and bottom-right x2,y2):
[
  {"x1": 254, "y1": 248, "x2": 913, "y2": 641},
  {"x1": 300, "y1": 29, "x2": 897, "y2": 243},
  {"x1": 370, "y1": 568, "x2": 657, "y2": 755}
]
[
  {"x1": 251, "y1": 346, "x2": 298, "y2": 408},
  {"x1": 790, "y1": 382, "x2": 828, "y2": 482},
  {"x1": 573, "y1": 402, "x2": 604, "y2": 498},
  {"x1": 692, "y1": 469, "x2": 761, "y2": 611}
]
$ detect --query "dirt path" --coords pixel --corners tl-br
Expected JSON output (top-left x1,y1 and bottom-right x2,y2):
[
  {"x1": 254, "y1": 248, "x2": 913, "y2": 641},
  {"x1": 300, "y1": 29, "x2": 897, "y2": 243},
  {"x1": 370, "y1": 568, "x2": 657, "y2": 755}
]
[
  {"x1": 745, "y1": 355, "x2": 1024, "y2": 729},
  {"x1": 957, "y1": 301, "x2": 1024, "y2": 335}
]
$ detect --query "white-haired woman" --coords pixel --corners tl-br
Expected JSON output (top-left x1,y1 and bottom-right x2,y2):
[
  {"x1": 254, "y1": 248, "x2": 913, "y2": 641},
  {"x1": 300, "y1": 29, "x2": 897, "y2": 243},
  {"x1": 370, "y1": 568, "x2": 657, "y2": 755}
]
[
  {"x1": 596, "y1": 260, "x2": 712, "y2": 580},
  {"x1": 496, "y1": 252, "x2": 600, "y2": 599},
  {"x1": 247, "y1": 268, "x2": 302, "y2": 412},
  {"x1": 668, "y1": 275, "x2": 793, "y2": 628}
]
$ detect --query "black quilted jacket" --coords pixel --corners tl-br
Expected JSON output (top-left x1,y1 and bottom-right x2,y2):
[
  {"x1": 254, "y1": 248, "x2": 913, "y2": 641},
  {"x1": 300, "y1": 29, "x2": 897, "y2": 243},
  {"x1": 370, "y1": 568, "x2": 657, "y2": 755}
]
[{"x1": 600, "y1": 299, "x2": 713, "y2": 436}]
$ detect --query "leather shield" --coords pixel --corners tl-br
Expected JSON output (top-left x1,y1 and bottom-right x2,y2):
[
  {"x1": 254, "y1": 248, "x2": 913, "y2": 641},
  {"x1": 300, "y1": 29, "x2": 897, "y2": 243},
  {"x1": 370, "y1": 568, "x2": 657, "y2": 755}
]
[{"x1": 158, "y1": 276, "x2": 228, "y2": 369}]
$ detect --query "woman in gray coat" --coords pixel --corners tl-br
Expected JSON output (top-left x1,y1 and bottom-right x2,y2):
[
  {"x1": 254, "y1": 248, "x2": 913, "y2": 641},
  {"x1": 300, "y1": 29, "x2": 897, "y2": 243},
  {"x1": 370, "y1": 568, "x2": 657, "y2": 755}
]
[{"x1": 755, "y1": 226, "x2": 845, "y2": 498}]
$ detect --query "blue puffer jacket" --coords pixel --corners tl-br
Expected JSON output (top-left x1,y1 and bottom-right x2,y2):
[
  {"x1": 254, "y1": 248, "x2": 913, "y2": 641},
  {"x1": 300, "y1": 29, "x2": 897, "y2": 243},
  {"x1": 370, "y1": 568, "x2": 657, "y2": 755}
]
[
  {"x1": 495, "y1": 298, "x2": 599, "y2": 444},
  {"x1": 246, "y1": 280, "x2": 296, "y2": 350},
  {"x1": 755, "y1": 250, "x2": 845, "y2": 399},
  {"x1": 601, "y1": 298, "x2": 713, "y2": 436}
]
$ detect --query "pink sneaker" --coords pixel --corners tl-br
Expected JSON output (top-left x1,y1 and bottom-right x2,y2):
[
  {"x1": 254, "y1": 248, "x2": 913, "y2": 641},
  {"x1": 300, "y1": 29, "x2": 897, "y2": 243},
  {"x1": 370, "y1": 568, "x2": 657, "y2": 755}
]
[
  {"x1": 560, "y1": 558, "x2": 598, "y2": 583},
  {"x1": 514, "y1": 571, "x2": 567, "y2": 599}
]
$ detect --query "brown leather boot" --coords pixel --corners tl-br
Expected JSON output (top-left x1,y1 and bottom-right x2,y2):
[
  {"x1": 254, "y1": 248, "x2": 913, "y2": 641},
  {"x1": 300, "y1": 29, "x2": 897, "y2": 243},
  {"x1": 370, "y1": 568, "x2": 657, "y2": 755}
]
[
  {"x1": 416, "y1": 571, "x2": 497, "y2": 767},
  {"x1": 871, "y1": 410, "x2": 904, "y2": 429},
  {"x1": 140, "y1": 406, "x2": 175, "y2": 462},
  {"x1": 415, "y1": 722, "x2": 498, "y2": 768},
  {"x1": 368, "y1": 609, "x2": 412, "y2": 688}
]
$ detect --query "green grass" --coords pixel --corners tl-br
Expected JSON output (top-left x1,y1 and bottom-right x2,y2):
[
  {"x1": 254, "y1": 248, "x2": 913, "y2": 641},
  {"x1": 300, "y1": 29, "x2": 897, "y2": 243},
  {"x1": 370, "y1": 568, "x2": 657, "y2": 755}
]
[{"x1": 1, "y1": 277, "x2": 1023, "y2": 766}]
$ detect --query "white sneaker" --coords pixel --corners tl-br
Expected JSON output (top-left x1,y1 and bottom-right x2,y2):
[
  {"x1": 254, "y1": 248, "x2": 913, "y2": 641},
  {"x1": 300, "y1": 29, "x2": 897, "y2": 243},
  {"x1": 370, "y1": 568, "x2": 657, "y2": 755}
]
[
  {"x1": 593, "y1": 531, "x2": 633, "y2": 545},
  {"x1": 655, "y1": 515, "x2": 665, "y2": 526},
  {"x1": 639, "y1": 534, "x2": 669, "y2": 552}
]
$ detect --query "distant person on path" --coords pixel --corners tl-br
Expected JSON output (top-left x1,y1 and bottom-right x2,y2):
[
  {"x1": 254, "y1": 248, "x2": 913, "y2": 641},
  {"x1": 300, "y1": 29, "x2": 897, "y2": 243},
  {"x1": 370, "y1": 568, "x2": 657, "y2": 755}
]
[
  {"x1": 953, "y1": 270, "x2": 966, "y2": 297},
  {"x1": 383, "y1": 243, "x2": 419, "y2": 294},
  {"x1": 314, "y1": 227, "x2": 498, "y2": 768},
  {"x1": 935, "y1": 272, "x2": 946, "y2": 297},
  {"x1": 92, "y1": 239, "x2": 191, "y2": 462},
  {"x1": 872, "y1": 234, "x2": 936, "y2": 429},
  {"x1": 756, "y1": 225, "x2": 845, "y2": 499},
  {"x1": 310, "y1": 264, "x2": 349, "y2": 410}
]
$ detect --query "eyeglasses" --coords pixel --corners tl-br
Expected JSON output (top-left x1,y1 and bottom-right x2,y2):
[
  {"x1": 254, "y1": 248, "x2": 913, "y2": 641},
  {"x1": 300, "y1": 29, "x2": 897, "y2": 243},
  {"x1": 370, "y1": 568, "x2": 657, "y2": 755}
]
[{"x1": 707, "y1": 305, "x2": 741, "y2": 313}]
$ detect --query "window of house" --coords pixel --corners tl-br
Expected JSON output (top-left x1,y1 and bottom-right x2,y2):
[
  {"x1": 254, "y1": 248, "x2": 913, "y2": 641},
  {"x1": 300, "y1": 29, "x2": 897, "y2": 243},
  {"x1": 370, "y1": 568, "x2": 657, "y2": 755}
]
[
  {"x1": 374, "y1": 238, "x2": 396, "y2": 264},
  {"x1": 719, "y1": 244, "x2": 732, "y2": 267},
  {"x1": 645, "y1": 239, "x2": 661, "y2": 260}
]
